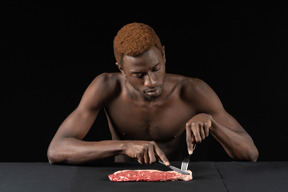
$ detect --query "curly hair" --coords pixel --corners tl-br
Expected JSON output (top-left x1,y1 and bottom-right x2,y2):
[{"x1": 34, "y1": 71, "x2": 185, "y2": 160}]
[{"x1": 113, "y1": 22, "x2": 162, "y2": 66}]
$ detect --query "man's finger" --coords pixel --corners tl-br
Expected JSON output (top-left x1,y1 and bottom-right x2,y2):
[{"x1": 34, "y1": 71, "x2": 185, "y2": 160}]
[
  {"x1": 136, "y1": 153, "x2": 144, "y2": 164},
  {"x1": 204, "y1": 122, "x2": 210, "y2": 137},
  {"x1": 154, "y1": 144, "x2": 170, "y2": 166},
  {"x1": 143, "y1": 148, "x2": 149, "y2": 164},
  {"x1": 200, "y1": 123, "x2": 206, "y2": 140},
  {"x1": 192, "y1": 122, "x2": 202, "y2": 143},
  {"x1": 186, "y1": 123, "x2": 193, "y2": 155},
  {"x1": 148, "y1": 145, "x2": 156, "y2": 164}
]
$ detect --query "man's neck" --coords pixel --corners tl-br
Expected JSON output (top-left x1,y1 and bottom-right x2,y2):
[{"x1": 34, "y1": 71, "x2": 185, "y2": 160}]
[{"x1": 124, "y1": 77, "x2": 170, "y2": 106}]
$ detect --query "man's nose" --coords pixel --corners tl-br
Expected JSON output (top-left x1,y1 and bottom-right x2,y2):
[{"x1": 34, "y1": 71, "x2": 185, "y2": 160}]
[{"x1": 144, "y1": 72, "x2": 157, "y2": 87}]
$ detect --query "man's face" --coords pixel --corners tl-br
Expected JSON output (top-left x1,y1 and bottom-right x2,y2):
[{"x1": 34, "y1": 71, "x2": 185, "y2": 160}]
[{"x1": 120, "y1": 46, "x2": 166, "y2": 100}]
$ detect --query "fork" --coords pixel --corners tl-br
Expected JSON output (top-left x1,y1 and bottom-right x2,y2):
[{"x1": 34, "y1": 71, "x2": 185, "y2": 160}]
[{"x1": 181, "y1": 144, "x2": 196, "y2": 171}]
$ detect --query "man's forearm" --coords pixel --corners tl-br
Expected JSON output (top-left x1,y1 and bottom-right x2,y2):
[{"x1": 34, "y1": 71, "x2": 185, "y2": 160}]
[
  {"x1": 47, "y1": 139, "x2": 125, "y2": 164},
  {"x1": 210, "y1": 119, "x2": 259, "y2": 161}
]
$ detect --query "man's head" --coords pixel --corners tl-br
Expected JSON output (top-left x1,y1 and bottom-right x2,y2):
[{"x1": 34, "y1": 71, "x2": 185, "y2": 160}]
[
  {"x1": 113, "y1": 22, "x2": 166, "y2": 100},
  {"x1": 113, "y1": 22, "x2": 163, "y2": 66}
]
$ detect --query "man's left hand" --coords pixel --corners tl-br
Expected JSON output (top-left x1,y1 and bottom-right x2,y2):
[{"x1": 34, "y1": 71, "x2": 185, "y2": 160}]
[{"x1": 185, "y1": 113, "x2": 213, "y2": 154}]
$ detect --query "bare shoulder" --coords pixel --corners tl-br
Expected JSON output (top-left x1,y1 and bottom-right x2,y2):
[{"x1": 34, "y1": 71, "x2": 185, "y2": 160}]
[
  {"x1": 183, "y1": 76, "x2": 211, "y2": 93},
  {"x1": 90, "y1": 72, "x2": 123, "y2": 88},
  {"x1": 166, "y1": 74, "x2": 208, "y2": 92},
  {"x1": 80, "y1": 73, "x2": 123, "y2": 108},
  {"x1": 166, "y1": 74, "x2": 213, "y2": 101},
  {"x1": 169, "y1": 74, "x2": 224, "y2": 113}
]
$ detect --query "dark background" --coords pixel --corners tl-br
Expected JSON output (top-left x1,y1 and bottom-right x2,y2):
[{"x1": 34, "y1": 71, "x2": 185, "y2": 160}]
[{"x1": 2, "y1": 1, "x2": 288, "y2": 162}]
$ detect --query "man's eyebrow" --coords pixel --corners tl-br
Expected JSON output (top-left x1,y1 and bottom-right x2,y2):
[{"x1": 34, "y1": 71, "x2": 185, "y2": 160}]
[
  {"x1": 130, "y1": 62, "x2": 160, "y2": 73},
  {"x1": 152, "y1": 62, "x2": 160, "y2": 68},
  {"x1": 131, "y1": 71, "x2": 144, "y2": 74}
]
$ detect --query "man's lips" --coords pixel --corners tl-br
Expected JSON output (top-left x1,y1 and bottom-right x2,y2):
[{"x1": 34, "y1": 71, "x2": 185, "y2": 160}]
[
  {"x1": 144, "y1": 87, "x2": 160, "y2": 95},
  {"x1": 146, "y1": 88, "x2": 158, "y2": 92}
]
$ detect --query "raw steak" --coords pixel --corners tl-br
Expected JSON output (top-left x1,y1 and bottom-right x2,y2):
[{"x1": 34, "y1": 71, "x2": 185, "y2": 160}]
[{"x1": 108, "y1": 169, "x2": 192, "y2": 182}]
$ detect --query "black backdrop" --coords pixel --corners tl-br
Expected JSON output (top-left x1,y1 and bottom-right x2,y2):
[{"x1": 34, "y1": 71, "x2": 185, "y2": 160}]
[{"x1": 2, "y1": 1, "x2": 288, "y2": 162}]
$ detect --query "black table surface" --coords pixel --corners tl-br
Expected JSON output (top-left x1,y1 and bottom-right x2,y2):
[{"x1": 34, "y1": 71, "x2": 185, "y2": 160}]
[{"x1": 0, "y1": 161, "x2": 287, "y2": 192}]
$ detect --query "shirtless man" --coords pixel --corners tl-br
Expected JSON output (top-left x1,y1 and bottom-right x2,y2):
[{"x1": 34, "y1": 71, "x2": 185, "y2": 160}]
[{"x1": 47, "y1": 22, "x2": 258, "y2": 166}]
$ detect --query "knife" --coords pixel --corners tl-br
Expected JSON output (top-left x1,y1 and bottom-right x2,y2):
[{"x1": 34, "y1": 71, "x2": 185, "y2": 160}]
[{"x1": 158, "y1": 161, "x2": 190, "y2": 175}]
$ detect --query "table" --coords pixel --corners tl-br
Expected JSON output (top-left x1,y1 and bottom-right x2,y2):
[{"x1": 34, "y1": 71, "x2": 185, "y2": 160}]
[{"x1": 0, "y1": 161, "x2": 287, "y2": 192}]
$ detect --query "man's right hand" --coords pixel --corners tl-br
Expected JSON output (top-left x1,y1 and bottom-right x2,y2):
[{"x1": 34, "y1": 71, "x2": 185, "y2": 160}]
[{"x1": 122, "y1": 141, "x2": 170, "y2": 166}]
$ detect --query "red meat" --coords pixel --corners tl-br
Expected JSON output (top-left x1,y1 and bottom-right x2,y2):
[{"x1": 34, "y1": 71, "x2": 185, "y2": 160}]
[{"x1": 108, "y1": 169, "x2": 192, "y2": 182}]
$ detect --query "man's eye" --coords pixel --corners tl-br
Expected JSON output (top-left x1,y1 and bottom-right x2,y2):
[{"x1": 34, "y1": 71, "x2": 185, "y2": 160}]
[
  {"x1": 152, "y1": 66, "x2": 161, "y2": 72},
  {"x1": 133, "y1": 73, "x2": 144, "y2": 78}
]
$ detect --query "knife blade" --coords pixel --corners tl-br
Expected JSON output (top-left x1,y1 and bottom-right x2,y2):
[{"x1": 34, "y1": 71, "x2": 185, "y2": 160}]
[{"x1": 158, "y1": 161, "x2": 190, "y2": 175}]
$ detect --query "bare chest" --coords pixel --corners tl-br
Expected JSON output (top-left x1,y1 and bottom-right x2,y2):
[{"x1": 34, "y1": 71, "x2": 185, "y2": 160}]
[{"x1": 105, "y1": 96, "x2": 195, "y2": 141}]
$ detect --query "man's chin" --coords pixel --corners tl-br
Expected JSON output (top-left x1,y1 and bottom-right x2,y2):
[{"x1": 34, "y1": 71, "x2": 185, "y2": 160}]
[
  {"x1": 143, "y1": 94, "x2": 158, "y2": 101},
  {"x1": 143, "y1": 88, "x2": 162, "y2": 100}
]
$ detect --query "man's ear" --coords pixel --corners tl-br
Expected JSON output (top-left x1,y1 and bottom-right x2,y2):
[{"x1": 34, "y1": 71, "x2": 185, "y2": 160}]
[
  {"x1": 162, "y1": 46, "x2": 166, "y2": 63},
  {"x1": 115, "y1": 62, "x2": 126, "y2": 77}
]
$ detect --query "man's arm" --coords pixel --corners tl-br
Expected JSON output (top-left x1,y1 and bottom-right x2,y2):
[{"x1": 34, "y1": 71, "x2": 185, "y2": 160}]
[
  {"x1": 47, "y1": 73, "x2": 169, "y2": 165},
  {"x1": 184, "y1": 78, "x2": 259, "y2": 161},
  {"x1": 47, "y1": 73, "x2": 124, "y2": 164}
]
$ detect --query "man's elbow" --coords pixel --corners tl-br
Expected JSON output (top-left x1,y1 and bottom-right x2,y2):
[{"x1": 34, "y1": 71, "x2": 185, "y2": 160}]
[
  {"x1": 47, "y1": 146, "x2": 65, "y2": 165},
  {"x1": 240, "y1": 145, "x2": 259, "y2": 162},
  {"x1": 247, "y1": 147, "x2": 259, "y2": 162},
  {"x1": 231, "y1": 145, "x2": 259, "y2": 162}
]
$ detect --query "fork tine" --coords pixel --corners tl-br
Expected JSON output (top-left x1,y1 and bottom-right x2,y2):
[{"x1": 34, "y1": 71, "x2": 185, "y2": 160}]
[
  {"x1": 181, "y1": 144, "x2": 196, "y2": 171},
  {"x1": 184, "y1": 160, "x2": 189, "y2": 170},
  {"x1": 181, "y1": 157, "x2": 189, "y2": 170},
  {"x1": 181, "y1": 161, "x2": 185, "y2": 170},
  {"x1": 181, "y1": 163, "x2": 186, "y2": 170}
]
